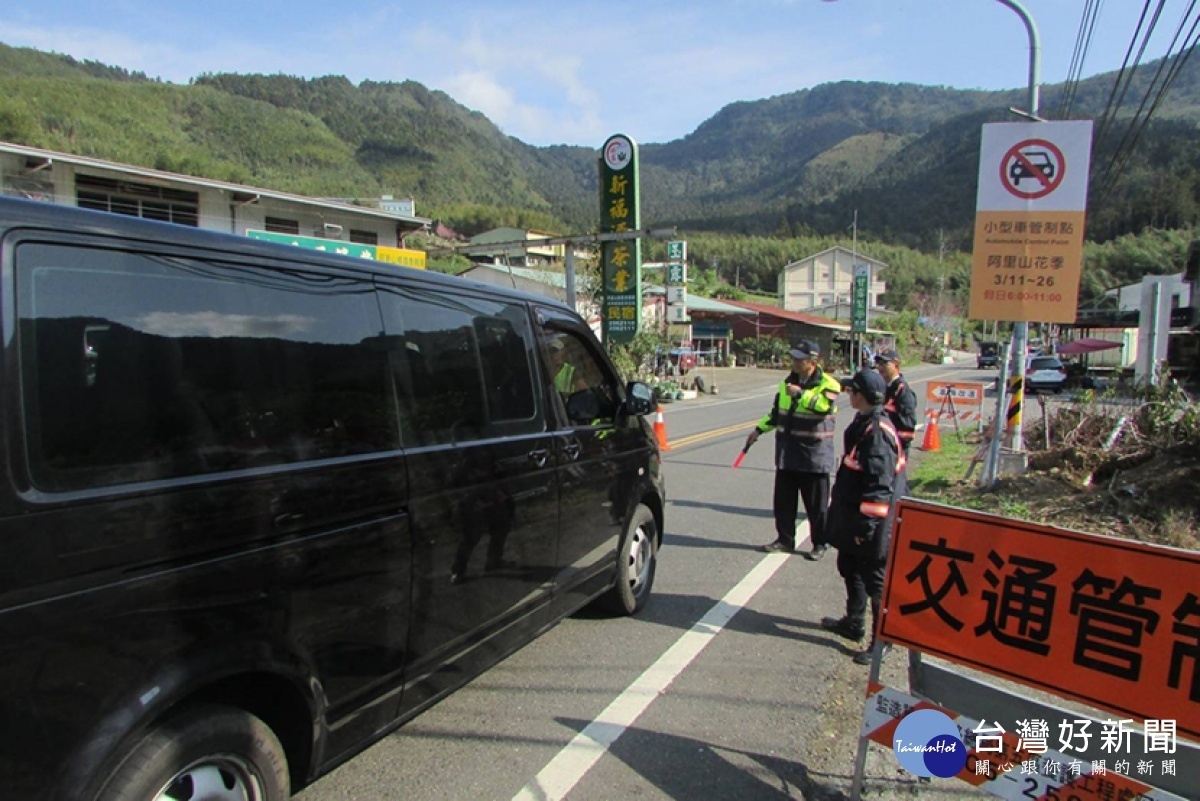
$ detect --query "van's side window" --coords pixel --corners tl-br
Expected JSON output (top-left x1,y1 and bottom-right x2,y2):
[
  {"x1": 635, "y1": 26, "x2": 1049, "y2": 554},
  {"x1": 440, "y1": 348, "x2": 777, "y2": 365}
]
[
  {"x1": 16, "y1": 243, "x2": 396, "y2": 491},
  {"x1": 542, "y1": 330, "x2": 619, "y2": 426},
  {"x1": 378, "y1": 287, "x2": 542, "y2": 447}
]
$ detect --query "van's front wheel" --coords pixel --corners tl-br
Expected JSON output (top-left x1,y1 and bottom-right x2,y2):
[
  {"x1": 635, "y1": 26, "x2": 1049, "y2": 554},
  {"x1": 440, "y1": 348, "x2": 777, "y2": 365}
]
[
  {"x1": 95, "y1": 705, "x2": 289, "y2": 801},
  {"x1": 601, "y1": 504, "x2": 658, "y2": 615}
]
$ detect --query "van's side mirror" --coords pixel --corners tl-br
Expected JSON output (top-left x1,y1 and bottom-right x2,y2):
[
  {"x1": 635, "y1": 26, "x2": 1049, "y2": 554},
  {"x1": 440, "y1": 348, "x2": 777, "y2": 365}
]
[{"x1": 625, "y1": 381, "x2": 654, "y2": 416}]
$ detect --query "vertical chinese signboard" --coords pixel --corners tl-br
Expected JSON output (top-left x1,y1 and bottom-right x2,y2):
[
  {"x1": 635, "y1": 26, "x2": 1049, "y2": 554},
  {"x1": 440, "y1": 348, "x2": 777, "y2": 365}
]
[
  {"x1": 968, "y1": 121, "x2": 1093, "y2": 323},
  {"x1": 851, "y1": 263, "x2": 870, "y2": 334},
  {"x1": 880, "y1": 499, "x2": 1200, "y2": 743},
  {"x1": 599, "y1": 134, "x2": 641, "y2": 345}
]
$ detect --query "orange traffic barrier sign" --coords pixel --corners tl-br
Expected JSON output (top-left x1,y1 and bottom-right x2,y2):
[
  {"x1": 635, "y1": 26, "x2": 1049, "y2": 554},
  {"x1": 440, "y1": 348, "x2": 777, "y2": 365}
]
[
  {"x1": 653, "y1": 405, "x2": 671, "y2": 451},
  {"x1": 921, "y1": 409, "x2": 941, "y2": 452},
  {"x1": 880, "y1": 498, "x2": 1200, "y2": 743}
]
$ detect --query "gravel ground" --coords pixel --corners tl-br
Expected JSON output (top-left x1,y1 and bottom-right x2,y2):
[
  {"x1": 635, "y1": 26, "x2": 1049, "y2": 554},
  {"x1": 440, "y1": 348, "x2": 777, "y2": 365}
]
[{"x1": 797, "y1": 645, "x2": 988, "y2": 801}]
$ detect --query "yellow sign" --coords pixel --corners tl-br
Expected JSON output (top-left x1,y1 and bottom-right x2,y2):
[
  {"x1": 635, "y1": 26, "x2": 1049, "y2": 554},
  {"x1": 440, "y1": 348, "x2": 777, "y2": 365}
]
[
  {"x1": 376, "y1": 246, "x2": 426, "y2": 269},
  {"x1": 968, "y1": 122, "x2": 1093, "y2": 323}
]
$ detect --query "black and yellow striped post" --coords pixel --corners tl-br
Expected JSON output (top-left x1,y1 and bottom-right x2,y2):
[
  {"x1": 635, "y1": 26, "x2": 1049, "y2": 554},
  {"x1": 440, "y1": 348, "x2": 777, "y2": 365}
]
[{"x1": 1005, "y1": 376, "x2": 1023, "y2": 447}]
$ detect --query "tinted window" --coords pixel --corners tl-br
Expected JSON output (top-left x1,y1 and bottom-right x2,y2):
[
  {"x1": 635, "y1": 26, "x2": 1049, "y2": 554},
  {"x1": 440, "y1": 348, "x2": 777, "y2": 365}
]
[
  {"x1": 543, "y1": 329, "x2": 619, "y2": 425},
  {"x1": 379, "y1": 287, "x2": 541, "y2": 447},
  {"x1": 1030, "y1": 357, "x2": 1062, "y2": 370},
  {"x1": 17, "y1": 243, "x2": 396, "y2": 491}
]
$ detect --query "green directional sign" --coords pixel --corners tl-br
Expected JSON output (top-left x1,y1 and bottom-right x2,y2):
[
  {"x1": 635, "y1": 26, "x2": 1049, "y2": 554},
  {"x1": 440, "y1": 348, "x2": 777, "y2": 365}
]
[
  {"x1": 852, "y1": 263, "x2": 870, "y2": 334},
  {"x1": 247, "y1": 229, "x2": 377, "y2": 260}
]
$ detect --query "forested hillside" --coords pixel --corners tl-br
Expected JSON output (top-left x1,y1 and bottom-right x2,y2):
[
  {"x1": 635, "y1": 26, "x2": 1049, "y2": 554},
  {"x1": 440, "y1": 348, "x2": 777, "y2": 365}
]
[{"x1": 0, "y1": 41, "x2": 1198, "y2": 307}]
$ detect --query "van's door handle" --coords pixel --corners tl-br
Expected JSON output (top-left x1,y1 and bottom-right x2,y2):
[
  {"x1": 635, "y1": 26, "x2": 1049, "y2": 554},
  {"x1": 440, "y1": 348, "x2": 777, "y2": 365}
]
[
  {"x1": 562, "y1": 441, "x2": 582, "y2": 461},
  {"x1": 273, "y1": 512, "x2": 306, "y2": 529},
  {"x1": 528, "y1": 448, "x2": 549, "y2": 468}
]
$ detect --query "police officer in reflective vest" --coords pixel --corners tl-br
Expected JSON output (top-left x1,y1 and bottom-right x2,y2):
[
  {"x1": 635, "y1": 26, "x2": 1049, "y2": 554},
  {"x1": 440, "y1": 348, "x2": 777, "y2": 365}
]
[
  {"x1": 820, "y1": 368, "x2": 905, "y2": 664},
  {"x1": 745, "y1": 341, "x2": 841, "y2": 559},
  {"x1": 874, "y1": 348, "x2": 917, "y2": 454}
]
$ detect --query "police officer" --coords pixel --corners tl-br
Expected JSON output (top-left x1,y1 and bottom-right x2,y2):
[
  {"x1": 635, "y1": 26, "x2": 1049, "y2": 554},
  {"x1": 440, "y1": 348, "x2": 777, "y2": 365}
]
[
  {"x1": 874, "y1": 348, "x2": 917, "y2": 454},
  {"x1": 820, "y1": 368, "x2": 904, "y2": 664},
  {"x1": 745, "y1": 341, "x2": 841, "y2": 559}
]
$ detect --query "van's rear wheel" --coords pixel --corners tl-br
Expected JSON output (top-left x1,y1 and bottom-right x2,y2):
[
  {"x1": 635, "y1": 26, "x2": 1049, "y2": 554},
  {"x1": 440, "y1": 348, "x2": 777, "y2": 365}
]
[
  {"x1": 601, "y1": 504, "x2": 657, "y2": 615},
  {"x1": 96, "y1": 705, "x2": 289, "y2": 801}
]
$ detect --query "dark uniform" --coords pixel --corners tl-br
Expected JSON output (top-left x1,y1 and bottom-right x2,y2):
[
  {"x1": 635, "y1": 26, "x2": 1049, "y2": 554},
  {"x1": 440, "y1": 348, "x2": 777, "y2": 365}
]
[
  {"x1": 882, "y1": 374, "x2": 918, "y2": 454},
  {"x1": 821, "y1": 369, "x2": 904, "y2": 664},
  {"x1": 751, "y1": 343, "x2": 841, "y2": 555}
]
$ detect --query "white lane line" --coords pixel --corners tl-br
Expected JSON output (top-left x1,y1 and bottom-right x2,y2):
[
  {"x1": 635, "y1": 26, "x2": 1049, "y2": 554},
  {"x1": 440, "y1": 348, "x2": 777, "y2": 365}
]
[{"x1": 514, "y1": 524, "x2": 809, "y2": 801}]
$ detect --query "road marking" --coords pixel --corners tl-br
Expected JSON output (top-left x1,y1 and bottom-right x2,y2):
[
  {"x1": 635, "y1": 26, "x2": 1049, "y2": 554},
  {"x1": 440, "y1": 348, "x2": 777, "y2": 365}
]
[
  {"x1": 668, "y1": 419, "x2": 760, "y2": 449},
  {"x1": 512, "y1": 533, "x2": 805, "y2": 801},
  {"x1": 662, "y1": 367, "x2": 972, "y2": 451}
]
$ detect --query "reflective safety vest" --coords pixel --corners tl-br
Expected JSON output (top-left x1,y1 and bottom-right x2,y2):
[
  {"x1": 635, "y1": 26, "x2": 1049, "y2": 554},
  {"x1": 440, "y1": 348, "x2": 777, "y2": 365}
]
[
  {"x1": 554, "y1": 362, "x2": 576, "y2": 394},
  {"x1": 882, "y1": 375, "x2": 917, "y2": 452},
  {"x1": 756, "y1": 368, "x2": 842, "y2": 473},
  {"x1": 829, "y1": 407, "x2": 902, "y2": 558}
]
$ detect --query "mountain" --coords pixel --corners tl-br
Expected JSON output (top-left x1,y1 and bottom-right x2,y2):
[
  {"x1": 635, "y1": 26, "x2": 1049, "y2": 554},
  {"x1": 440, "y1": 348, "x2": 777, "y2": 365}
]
[{"x1": 1, "y1": 41, "x2": 1199, "y2": 252}]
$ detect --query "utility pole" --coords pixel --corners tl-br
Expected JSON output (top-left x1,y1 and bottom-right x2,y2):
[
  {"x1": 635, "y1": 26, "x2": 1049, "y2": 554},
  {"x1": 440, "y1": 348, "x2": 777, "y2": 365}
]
[
  {"x1": 996, "y1": 0, "x2": 1040, "y2": 453},
  {"x1": 851, "y1": 209, "x2": 861, "y2": 371}
]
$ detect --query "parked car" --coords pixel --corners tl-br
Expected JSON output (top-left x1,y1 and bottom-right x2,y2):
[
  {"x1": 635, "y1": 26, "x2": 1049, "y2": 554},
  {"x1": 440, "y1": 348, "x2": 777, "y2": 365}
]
[
  {"x1": 1026, "y1": 355, "x2": 1068, "y2": 393},
  {"x1": 977, "y1": 341, "x2": 1000, "y2": 369},
  {"x1": 0, "y1": 197, "x2": 665, "y2": 801}
]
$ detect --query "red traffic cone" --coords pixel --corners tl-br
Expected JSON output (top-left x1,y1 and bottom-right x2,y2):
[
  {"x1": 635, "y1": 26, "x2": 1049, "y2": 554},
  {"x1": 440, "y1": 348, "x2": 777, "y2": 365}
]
[
  {"x1": 921, "y1": 408, "x2": 941, "y2": 452},
  {"x1": 653, "y1": 405, "x2": 671, "y2": 451}
]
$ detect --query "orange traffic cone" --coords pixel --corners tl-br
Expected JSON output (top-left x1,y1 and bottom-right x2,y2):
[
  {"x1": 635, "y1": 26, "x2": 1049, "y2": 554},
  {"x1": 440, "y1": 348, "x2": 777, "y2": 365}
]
[
  {"x1": 921, "y1": 408, "x2": 941, "y2": 452},
  {"x1": 653, "y1": 405, "x2": 671, "y2": 451}
]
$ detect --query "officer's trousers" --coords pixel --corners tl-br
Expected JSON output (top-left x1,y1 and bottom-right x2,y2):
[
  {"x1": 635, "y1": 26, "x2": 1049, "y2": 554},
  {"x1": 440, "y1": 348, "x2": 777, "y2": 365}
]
[
  {"x1": 772, "y1": 470, "x2": 830, "y2": 550},
  {"x1": 835, "y1": 549, "x2": 887, "y2": 628}
]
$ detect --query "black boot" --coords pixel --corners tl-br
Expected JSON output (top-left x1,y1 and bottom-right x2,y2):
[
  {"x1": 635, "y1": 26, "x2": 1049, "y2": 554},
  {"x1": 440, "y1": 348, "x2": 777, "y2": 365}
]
[
  {"x1": 804, "y1": 543, "x2": 830, "y2": 561},
  {"x1": 820, "y1": 615, "x2": 865, "y2": 642},
  {"x1": 853, "y1": 639, "x2": 892, "y2": 665}
]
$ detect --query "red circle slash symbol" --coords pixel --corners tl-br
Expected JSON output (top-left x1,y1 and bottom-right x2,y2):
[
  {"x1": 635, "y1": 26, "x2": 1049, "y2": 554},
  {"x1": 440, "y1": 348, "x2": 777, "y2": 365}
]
[{"x1": 1000, "y1": 139, "x2": 1065, "y2": 200}]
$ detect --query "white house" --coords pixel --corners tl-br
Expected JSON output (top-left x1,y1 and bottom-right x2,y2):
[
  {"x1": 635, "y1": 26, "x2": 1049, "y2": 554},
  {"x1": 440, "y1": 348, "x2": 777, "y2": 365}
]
[{"x1": 778, "y1": 246, "x2": 887, "y2": 313}]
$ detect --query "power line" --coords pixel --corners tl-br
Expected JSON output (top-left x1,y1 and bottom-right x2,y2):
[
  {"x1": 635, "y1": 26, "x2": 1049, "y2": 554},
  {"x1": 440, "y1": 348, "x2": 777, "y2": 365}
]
[
  {"x1": 1100, "y1": 2, "x2": 1200, "y2": 192},
  {"x1": 1059, "y1": 0, "x2": 1105, "y2": 119},
  {"x1": 1095, "y1": 0, "x2": 1157, "y2": 145}
]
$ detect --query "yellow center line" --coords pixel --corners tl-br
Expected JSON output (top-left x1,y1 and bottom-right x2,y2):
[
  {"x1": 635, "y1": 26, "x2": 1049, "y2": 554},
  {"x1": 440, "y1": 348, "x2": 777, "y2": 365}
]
[
  {"x1": 663, "y1": 367, "x2": 976, "y2": 451},
  {"x1": 668, "y1": 419, "x2": 761, "y2": 450}
]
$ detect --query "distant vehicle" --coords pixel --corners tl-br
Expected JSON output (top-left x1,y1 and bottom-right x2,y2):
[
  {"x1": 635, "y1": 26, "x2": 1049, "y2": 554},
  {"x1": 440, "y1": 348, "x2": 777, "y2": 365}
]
[
  {"x1": 1010, "y1": 151, "x2": 1055, "y2": 186},
  {"x1": 1026, "y1": 355, "x2": 1068, "y2": 393},
  {"x1": 977, "y1": 341, "x2": 1000, "y2": 369},
  {"x1": 668, "y1": 345, "x2": 696, "y2": 374}
]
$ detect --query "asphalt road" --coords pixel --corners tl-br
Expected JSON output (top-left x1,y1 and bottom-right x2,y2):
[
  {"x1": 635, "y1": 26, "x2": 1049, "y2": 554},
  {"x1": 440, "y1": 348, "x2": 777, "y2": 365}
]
[{"x1": 296, "y1": 360, "x2": 995, "y2": 801}]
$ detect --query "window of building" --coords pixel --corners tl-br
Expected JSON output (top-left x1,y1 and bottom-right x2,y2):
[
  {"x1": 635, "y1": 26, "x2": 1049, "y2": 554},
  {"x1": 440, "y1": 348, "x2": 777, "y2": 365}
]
[
  {"x1": 349, "y1": 229, "x2": 379, "y2": 246},
  {"x1": 265, "y1": 216, "x2": 300, "y2": 235},
  {"x1": 75, "y1": 175, "x2": 199, "y2": 227},
  {"x1": 16, "y1": 243, "x2": 395, "y2": 491}
]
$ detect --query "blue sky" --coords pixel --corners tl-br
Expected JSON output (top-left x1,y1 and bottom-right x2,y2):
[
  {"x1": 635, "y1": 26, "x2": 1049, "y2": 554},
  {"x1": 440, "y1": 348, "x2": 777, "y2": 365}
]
[{"x1": 1, "y1": 2, "x2": 1193, "y2": 147}]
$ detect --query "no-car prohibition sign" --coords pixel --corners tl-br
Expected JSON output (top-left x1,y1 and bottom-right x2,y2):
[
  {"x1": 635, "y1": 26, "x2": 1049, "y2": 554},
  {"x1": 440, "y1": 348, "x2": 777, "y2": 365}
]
[{"x1": 999, "y1": 138, "x2": 1065, "y2": 200}]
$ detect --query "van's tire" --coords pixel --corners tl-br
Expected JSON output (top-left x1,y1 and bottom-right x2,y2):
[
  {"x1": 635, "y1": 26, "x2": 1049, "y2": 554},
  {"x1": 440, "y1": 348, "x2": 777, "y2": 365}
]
[
  {"x1": 94, "y1": 704, "x2": 289, "y2": 801},
  {"x1": 600, "y1": 504, "x2": 658, "y2": 615}
]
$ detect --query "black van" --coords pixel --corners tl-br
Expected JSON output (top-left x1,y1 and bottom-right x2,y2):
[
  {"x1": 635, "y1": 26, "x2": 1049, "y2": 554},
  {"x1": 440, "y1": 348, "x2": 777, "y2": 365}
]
[{"x1": 0, "y1": 197, "x2": 665, "y2": 801}]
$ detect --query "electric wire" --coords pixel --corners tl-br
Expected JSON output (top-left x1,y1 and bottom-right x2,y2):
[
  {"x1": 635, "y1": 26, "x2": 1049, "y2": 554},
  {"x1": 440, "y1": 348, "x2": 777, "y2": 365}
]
[
  {"x1": 1059, "y1": 0, "x2": 1106, "y2": 119},
  {"x1": 1100, "y1": 2, "x2": 1200, "y2": 192},
  {"x1": 1094, "y1": 0, "x2": 1156, "y2": 145}
]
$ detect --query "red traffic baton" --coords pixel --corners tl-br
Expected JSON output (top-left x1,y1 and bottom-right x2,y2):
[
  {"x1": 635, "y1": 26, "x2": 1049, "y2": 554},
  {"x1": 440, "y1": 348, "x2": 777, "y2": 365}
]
[{"x1": 732, "y1": 446, "x2": 750, "y2": 468}]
